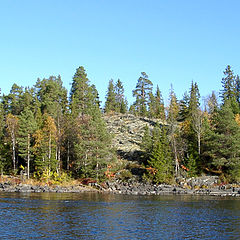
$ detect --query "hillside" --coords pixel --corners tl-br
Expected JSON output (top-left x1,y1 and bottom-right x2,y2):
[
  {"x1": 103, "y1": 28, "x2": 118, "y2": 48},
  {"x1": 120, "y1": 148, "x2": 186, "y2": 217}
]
[{"x1": 103, "y1": 113, "x2": 166, "y2": 162}]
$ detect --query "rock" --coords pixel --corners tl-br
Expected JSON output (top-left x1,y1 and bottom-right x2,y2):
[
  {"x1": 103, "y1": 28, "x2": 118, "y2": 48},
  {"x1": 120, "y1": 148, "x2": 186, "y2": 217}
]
[{"x1": 103, "y1": 113, "x2": 166, "y2": 161}]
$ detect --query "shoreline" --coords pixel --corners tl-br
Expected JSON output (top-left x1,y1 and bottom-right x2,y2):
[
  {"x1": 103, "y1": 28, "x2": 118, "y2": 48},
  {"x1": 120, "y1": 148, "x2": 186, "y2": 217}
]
[{"x1": 0, "y1": 180, "x2": 240, "y2": 197}]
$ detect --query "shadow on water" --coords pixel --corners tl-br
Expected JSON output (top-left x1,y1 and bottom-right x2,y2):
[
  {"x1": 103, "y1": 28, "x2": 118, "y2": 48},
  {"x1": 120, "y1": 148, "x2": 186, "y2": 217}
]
[{"x1": 0, "y1": 192, "x2": 240, "y2": 239}]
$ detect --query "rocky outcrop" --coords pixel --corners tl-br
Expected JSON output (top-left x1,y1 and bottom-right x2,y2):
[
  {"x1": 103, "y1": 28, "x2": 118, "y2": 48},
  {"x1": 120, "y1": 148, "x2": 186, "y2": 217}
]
[
  {"x1": 0, "y1": 182, "x2": 98, "y2": 193},
  {"x1": 103, "y1": 113, "x2": 165, "y2": 161},
  {"x1": 102, "y1": 180, "x2": 240, "y2": 197}
]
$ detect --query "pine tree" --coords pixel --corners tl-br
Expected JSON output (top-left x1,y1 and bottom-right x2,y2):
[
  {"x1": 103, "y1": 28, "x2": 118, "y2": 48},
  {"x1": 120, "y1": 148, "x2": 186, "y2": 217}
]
[
  {"x1": 4, "y1": 84, "x2": 24, "y2": 115},
  {"x1": 17, "y1": 108, "x2": 37, "y2": 179},
  {"x1": 74, "y1": 110, "x2": 115, "y2": 179},
  {"x1": 35, "y1": 75, "x2": 68, "y2": 172},
  {"x1": 132, "y1": 72, "x2": 153, "y2": 116}
]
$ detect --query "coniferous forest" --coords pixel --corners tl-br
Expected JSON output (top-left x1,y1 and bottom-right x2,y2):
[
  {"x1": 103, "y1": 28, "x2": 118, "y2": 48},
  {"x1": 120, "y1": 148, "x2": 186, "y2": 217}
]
[{"x1": 0, "y1": 65, "x2": 240, "y2": 184}]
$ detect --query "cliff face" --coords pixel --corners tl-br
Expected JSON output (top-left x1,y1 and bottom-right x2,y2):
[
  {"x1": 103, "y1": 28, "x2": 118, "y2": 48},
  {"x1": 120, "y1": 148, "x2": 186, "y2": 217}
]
[{"x1": 103, "y1": 113, "x2": 165, "y2": 161}]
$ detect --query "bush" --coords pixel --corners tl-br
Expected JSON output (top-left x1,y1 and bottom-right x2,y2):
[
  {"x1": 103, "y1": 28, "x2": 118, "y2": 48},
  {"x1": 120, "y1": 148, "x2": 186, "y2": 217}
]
[{"x1": 116, "y1": 169, "x2": 133, "y2": 181}]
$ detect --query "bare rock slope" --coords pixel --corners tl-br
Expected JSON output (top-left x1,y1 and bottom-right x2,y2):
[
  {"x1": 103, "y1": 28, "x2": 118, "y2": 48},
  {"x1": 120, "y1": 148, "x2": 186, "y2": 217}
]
[{"x1": 103, "y1": 113, "x2": 165, "y2": 161}]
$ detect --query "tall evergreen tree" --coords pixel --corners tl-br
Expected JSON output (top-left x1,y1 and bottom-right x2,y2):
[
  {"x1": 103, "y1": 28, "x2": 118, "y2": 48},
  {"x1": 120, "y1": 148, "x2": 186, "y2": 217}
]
[
  {"x1": 202, "y1": 99, "x2": 240, "y2": 181},
  {"x1": 147, "y1": 125, "x2": 173, "y2": 183},
  {"x1": 3, "y1": 84, "x2": 24, "y2": 115},
  {"x1": 154, "y1": 85, "x2": 165, "y2": 120},
  {"x1": 189, "y1": 82, "x2": 202, "y2": 156},
  {"x1": 115, "y1": 79, "x2": 128, "y2": 113},
  {"x1": 167, "y1": 85, "x2": 180, "y2": 176},
  {"x1": 17, "y1": 108, "x2": 37, "y2": 179},
  {"x1": 178, "y1": 91, "x2": 190, "y2": 122},
  {"x1": 221, "y1": 65, "x2": 239, "y2": 114},
  {"x1": 74, "y1": 111, "x2": 115, "y2": 179},
  {"x1": 132, "y1": 72, "x2": 153, "y2": 116},
  {"x1": 104, "y1": 79, "x2": 117, "y2": 113},
  {"x1": 70, "y1": 66, "x2": 92, "y2": 117}
]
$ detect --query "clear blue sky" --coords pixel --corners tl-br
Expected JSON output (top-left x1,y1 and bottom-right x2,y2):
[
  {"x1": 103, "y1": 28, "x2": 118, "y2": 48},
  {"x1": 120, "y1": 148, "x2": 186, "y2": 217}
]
[{"x1": 1, "y1": 0, "x2": 240, "y2": 107}]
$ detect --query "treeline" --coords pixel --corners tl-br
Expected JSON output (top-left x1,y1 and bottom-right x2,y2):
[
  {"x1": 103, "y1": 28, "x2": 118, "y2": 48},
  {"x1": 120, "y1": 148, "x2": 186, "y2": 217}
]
[
  {"x1": 0, "y1": 66, "x2": 116, "y2": 181},
  {"x1": 0, "y1": 65, "x2": 240, "y2": 183}
]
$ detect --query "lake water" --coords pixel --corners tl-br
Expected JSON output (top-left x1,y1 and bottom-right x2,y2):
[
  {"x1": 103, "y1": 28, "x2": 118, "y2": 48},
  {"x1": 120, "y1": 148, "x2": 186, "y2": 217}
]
[{"x1": 0, "y1": 192, "x2": 240, "y2": 239}]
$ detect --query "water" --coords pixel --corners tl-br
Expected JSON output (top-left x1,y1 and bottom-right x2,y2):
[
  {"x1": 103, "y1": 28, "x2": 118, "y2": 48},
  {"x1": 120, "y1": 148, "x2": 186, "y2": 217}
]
[{"x1": 0, "y1": 192, "x2": 240, "y2": 240}]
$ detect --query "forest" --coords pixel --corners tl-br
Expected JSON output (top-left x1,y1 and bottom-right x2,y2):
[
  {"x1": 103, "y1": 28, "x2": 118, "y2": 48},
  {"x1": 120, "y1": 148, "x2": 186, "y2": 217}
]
[{"x1": 0, "y1": 65, "x2": 240, "y2": 184}]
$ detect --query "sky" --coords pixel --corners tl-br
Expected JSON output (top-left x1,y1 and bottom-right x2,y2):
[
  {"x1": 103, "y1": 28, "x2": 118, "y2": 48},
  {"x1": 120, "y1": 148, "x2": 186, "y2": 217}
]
[{"x1": 1, "y1": 0, "x2": 240, "y2": 107}]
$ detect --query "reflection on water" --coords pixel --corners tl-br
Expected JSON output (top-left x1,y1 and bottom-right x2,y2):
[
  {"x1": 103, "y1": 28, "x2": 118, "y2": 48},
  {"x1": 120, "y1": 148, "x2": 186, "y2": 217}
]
[{"x1": 0, "y1": 192, "x2": 240, "y2": 239}]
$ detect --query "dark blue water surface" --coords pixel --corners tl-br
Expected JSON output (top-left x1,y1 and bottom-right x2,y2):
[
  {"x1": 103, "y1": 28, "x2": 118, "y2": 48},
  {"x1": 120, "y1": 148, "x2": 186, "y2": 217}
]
[{"x1": 0, "y1": 192, "x2": 240, "y2": 239}]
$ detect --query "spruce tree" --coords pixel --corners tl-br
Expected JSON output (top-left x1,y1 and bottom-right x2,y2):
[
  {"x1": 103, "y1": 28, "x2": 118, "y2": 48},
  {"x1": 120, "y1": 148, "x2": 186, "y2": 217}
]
[
  {"x1": 147, "y1": 125, "x2": 173, "y2": 183},
  {"x1": 104, "y1": 79, "x2": 117, "y2": 113},
  {"x1": 178, "y1": 91, "x2": 190, "y2": 122},
  {"x1": 202, "y1": 99, "x2": 240, "y2": 181},
  {"x1": 140, "y1": 125, "x2": 153, "y2": 164},
  {"x1": 221, "y1": 65, "x2": 239, "y2": 114},
  {"x1": 115, "y1": 79, "x2": 128, "y2": 113},
  {"x1": 70, "y1": 66, "x2": 93, "y2": 117}
]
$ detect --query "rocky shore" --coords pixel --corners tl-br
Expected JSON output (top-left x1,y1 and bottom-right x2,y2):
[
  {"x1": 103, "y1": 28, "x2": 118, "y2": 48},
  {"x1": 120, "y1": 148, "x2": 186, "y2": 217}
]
[
  {"x1": 101, "y1": 180, "x2": 240, "y2": 197},
  {"x1": 1, "y1": 176, "x2": 240, "y2": 197},
  {"x1": 0, "y1": 182, "x2": 99, "y2": 193}
]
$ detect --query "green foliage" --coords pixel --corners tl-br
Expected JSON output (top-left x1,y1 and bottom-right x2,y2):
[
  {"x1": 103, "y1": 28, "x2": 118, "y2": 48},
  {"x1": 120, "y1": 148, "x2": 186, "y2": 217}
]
[
  {"x1": 221, "y1": 65, "x2": 240, "y2": 114},
  {"x1": 70, "y1": 66, "x2": 93, "y2": 117},
  {"x1": 105, "y1": 79, "x2": 128, "y2": 114},
  {"x1": 116, "y1": 169, "x2": 133, "y2": 181},
  {"x1": 1, "y1": 64, "x2": 240, "y2": 184},
  {"x1": 148, "y1": 85, "x2": 165, "y2": 119},
  {"x1": 104, "y1": 79, "x2": 117, "y2": 113},
  {"x1": 18, "y1": 107, "x2": 37, "y2": 178},
  {"x1": 202, "y1": 99, "x2": 240, "y2": 179},
  {"x1": 187, "y1": 153, "x2": 198, "y2": 177},
  {"x1": 132, "y1": 72, "x2": 153, "y2": 116},
  {"x1": 141, "y1": 125, "x2": 173, "y2": 184}
]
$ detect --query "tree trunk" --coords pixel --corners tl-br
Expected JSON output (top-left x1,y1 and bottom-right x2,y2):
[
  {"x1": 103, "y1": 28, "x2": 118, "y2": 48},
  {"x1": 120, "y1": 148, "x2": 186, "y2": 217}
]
[
  {"x1": 173, "y1": 137, "x2": 179, "y2": 177},
  {"x1": 48, "y1": 133, "x2": 51, "y2": 177},
  {"x1": 27, "y1": 133, "x2": 30, "y2": 179},
  {"x1": 198, "y1": 132, "x2": 201, "y2": 156},
  {"x1": 12, "y1": 132, "x2": 16, "y2": 172},
  {"x1": 67, "y1": 140, "x2": 70, "y2": 170}
]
